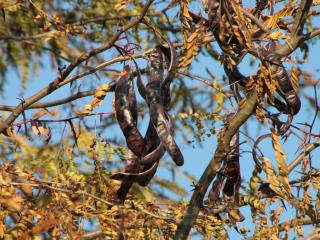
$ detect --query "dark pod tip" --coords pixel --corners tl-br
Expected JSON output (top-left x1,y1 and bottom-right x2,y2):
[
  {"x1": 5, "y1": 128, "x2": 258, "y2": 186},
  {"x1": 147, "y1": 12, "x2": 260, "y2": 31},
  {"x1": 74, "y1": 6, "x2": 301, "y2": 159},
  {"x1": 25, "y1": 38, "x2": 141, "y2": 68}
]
[{"x1": 172, "y1": 153, "x2": 184, "y2": 166}]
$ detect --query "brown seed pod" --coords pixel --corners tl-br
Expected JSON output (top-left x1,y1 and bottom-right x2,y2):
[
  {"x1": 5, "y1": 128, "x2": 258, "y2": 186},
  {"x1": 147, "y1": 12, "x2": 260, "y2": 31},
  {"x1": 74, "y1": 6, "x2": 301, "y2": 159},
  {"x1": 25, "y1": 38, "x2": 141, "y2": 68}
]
[{"x1": 115, "y1": 66, "x2": 145, "y2": 157}]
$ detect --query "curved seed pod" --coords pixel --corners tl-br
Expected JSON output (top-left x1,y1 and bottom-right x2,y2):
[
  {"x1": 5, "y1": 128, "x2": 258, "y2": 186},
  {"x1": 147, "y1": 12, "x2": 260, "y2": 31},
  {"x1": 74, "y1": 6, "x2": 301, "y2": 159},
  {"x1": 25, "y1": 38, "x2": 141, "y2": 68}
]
[
  {"x1": 110, "y1": 161, "x2": 159, "y2": 183},
  {"x1": 136, "y1": 70, "x2": 146, "y2": 100},
  {"x1": 142, "y1": 118, "x2": 165, "y2": 164},
  {"x1": 115, "y1": 150, "x2": 140, "y2": 202},
  {"x1": 127, "y1": 76, "x2": 138, "y2": 124},
  {"x1": 146, "y1": 81, "x2": 184, "y2": 166},
  {"x1": 136, "y1": 119, "x2": 164, "y2": 186},
  {"x1": 222, "y1": 113, "x2": 241, "y2": 204},
  {"x1": 138, "y1": 113, "x2": 173, "y2": 184},
  {"x1": 161, "y1": 38, "x2": 178, "y2": 108},
  {"x1": 140, "y1": 143, "x2": 165, "y2": 165},
  {"x1": 222, "y1": 133, "x2": 241, "y2": 203},
  {"x1": 145, "y1": 46, "x2": 184, "y2": 166},
  {"x1": 252, "y1": 133, "x2": 272, "y2": 170},
  {"x1": 146, "y1": 47, "x2": 164, "y2": 83},
  {"x1": 115, "y1": 66, "x2": 145, "y2": 157},
  {"x1": 272, "y1": 65, "x2": 301, "y2": 134},
  {"x1": 273, "y1": 65, "x2": 301, "y2": 115}
]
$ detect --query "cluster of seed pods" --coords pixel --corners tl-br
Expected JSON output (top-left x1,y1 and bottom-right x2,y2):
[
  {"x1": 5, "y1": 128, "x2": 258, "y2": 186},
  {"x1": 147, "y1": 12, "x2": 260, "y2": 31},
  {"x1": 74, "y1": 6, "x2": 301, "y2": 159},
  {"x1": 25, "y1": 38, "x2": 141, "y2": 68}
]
[
  {"x1": 110, "y1": 42, "x2": 184, "y2": 202},
  {"x1": 195, "y1": 0, "x2": 301, "y2": 219},
  {"x1": 210, "y1": 1, "x2": 301, "y2": 135},
  {"x1": 207, "y1": 113, "x2": 244, "y2": 221}
]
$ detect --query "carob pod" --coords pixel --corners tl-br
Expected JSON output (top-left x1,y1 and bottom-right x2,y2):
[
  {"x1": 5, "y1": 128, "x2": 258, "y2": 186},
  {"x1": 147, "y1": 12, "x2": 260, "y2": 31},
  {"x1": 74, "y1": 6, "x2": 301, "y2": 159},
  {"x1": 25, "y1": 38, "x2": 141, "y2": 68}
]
[
  {"x1": 252, "y1": 133, "x2": 272, "y2": 170},
  {"x1": 114, "y1": 149, "x2": 140, "y2": 202},
  {"x1": 222, "y1": 123, "x2": 241, "y2": 205},
  {"x1": 115, "y1": 66, "x2": 145, "y2": 157},
  {"x1": 271, "y1": 65, "x2": 301, "y2": 134},
  {"x1": 145, "y1": 80, "x2": 184, "y2": 166},
  {"x1": 208, "y1": 113, "x2": 244, "y2": 221},
  {"x1": 110, "y1": 161, "x2": 159, "y2": 183},
  {"x1": 112, "y1": 41, "x2": 182, "y2": 200},
  {"x1": 114, "y1": 66, "x2": 145, "y2": 201},
  {"x1": 112, "y1": 121, "x2": 165, "y2": 187},
  {"x1": 137, "y1": 111, "x2": 174, "y2": 186},
  {"x1": 128, "y1": 74, "x2": 138, "y2": 125},
  {"x1": 160, "y1": 38, "x2": 177, "y2": 108},
  {"x1": 145, "y1": 47, "x2": 184, "y2": 166}
]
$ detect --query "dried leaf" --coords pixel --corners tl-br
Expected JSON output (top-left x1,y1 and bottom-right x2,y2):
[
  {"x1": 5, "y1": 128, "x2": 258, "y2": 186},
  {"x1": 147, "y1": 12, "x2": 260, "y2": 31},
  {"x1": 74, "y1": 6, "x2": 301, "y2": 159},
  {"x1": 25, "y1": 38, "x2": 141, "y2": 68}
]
[
  {"x1": 2, "y1": 195, "x2": 24, "y2": 211},
  {"x1": 115, "y1": 0, "x2": 129, "y2": 11},
  {"x1": 20, "y1": 184, "x2": 33, "y2": 196},
  {"x1": 179, "y1": 19, "x2": 210, "y2": 72},
  {"x1": 31, "y1": 217, "x2": 58, "y2": 235},
  {"x1": 261, "y1": 156, "x2": 284, "y2": 198},
  {"x1": 267, "y1": 31, "x2": 289, "y2": 40},
  {"x1": 264, "y1": 5, "x2": 295, "y2": 29},
  {"x1": 78, "y1": 84, "x2": 110, "y2": 115},
  {"x1": 290, "y1": 66, "x2": 300, "y2": 93},
  {"x1": 271, "y1": 128, "x2": 291, "y2": 198}
]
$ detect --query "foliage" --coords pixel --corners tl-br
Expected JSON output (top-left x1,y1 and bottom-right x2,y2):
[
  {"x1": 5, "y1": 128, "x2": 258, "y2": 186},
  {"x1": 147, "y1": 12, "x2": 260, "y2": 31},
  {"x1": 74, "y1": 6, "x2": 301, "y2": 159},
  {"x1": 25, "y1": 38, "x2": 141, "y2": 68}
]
[{"x1": 0, "y1": 0, "x2": 320, "y2": 239}]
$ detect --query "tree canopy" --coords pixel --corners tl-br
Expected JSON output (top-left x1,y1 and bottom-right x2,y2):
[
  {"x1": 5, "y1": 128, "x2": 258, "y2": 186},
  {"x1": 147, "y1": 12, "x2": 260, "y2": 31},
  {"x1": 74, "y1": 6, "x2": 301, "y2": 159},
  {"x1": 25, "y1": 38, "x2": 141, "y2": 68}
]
[{"x1": 0, "y1": 0, "x2": 320, "y2": 239}]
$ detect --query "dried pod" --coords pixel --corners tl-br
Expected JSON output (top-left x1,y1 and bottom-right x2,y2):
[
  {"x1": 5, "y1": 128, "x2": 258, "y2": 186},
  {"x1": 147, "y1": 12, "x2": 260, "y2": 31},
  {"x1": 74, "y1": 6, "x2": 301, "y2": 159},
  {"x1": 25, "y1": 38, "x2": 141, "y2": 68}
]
[
  {"x1": 110, "y1": 161, "x2": 159, "y2": 183},
  {"x1": 115, "y1": 150, "x2": 141, "y2": 201},
  {"x1": 145, "y1": 81, "x2": 184, "y2": 166},
  {"x1": 115, "y1": 66, "x2": 145, "y2": 157}
]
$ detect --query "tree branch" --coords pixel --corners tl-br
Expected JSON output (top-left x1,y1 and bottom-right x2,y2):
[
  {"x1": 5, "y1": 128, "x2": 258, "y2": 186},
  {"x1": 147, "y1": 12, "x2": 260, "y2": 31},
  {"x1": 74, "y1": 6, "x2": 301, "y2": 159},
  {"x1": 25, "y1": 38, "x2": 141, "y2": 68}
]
[
  {"x1": 174, "y1": 8, "x2": 315, "y2": 236},
  {"x1": 292, "y1": 0, "x2": 313, "y2": 36},
  {"x1": 288, "y1": 139, "x2": 320, "y2": 173},
  {"x1": 279, "y1": 217, "x2": 320, "y2": 232},
  {"x1": 0, "y1": 0, "x2": 154, "y2": 134},
  {"x1": 174, "y1": 91, "x2": 258, "y2": 239},
  {"x1": 0, "y1": 90, "x2": 95, "y2": 111},
  {"x1": 241, "y1": 8, "x2": 270, "y2": 35},
  {"x1": 304, "y1": 28, "x2": 320, "y2": 41},
  {"x1": 10, "y1": 181, "x2": 113, "y2": 206}
]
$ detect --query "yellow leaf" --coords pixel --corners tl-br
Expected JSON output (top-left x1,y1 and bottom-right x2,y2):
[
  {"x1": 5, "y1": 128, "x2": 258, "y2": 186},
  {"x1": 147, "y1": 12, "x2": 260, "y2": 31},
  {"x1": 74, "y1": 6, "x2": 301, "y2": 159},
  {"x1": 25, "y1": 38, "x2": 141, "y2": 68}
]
[
  {"x1": 290, "y1": 66, "x2": 300, "y2": 93},
  {"x1": 31, "y1": 122, "x2": 40, "y2": 136},
  {"x1": 264, "y1": 5, "x2": 295, "y2": 29},
  {"x1": 5, "y1": 126, "x2": 15, "y2": 137},
  {"x1": 181, "y1": 1, "x2": 192, "y2": 21},
  {"x1": 33, "y1": 109, "x2": 59, "y2": 119},
  {"x1": 0, "y1": 221, "x2": 5, "y2": 238},
  {"x1": 115, "y1": 0, "x2": 128, "y2": 11},
  {"x1": 2, "y1": 195, "x2": 24, "y2": 211},
  {"x1": 261, "y1": 156, "x2": 285, "y2": 198},
  {"x1": 21, "y1": 184, "x2": 33, "y2": 196},
  {"x1": 313, "y1": 0, "x2": 320, "y2": 6},
  {"x1": 38, "y1": 125, "x2": 50, "y2": 138},
  {"x1": 271, "y1": 128, "x2": 291, "y2": 198}
]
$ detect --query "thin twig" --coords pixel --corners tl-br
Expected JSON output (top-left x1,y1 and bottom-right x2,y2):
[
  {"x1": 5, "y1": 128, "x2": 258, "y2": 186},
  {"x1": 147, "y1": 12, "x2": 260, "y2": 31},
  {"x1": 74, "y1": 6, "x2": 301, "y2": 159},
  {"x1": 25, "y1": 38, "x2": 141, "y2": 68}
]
[
  {"x1": 13, "y1": 111, "x2": 115, "y2": 127},
  {"x1": 292, "y1": 0, "x2": 313, "y2": 36},
  {"x1": 9, "y1": 181, "x2": 113, "y2": 206},
  {"x1": 0, "y1": 90, "x2": 95, "y2": 111},
  {"x1": 241, "y1": 8, "x2": 270, "y2": 34},
  {"x1": 279, "y1": 217, "x2": 320, "y2": 232},
  {"x1": 174, "y1": 13, "x2": 315, "y2": 237},
  {"x1": 0, "y1": 0, "x2": 154, "y2": 134}
]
